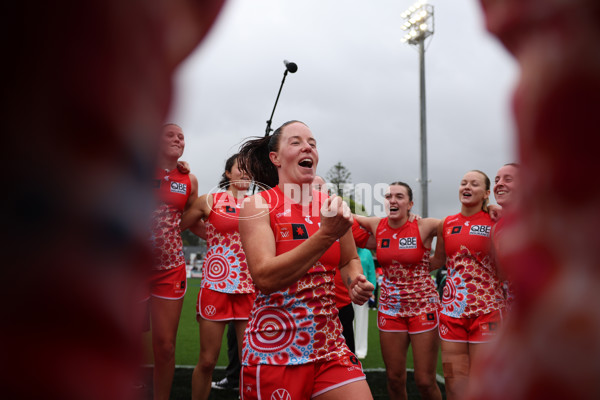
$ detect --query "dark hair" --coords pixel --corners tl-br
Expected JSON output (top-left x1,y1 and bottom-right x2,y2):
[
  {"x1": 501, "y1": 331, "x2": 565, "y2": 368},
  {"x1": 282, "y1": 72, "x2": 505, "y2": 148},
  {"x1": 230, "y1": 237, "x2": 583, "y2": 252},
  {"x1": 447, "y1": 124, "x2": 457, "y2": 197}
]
[
  {"x1": 388, "y1": 181, "x2": 413, "y2": 202},
  {"x1": 388, "y1": 182, "x2": 413, "y2": 217},
  {"x1": 237, "y1": 120, "x2": 306, "y2": 189},
  {"x1": 470, "y1": 170, "x2": 491, "y2": 212},
  {"x1": 218, "y1": 153, "x2": 239, "y2": 189}
]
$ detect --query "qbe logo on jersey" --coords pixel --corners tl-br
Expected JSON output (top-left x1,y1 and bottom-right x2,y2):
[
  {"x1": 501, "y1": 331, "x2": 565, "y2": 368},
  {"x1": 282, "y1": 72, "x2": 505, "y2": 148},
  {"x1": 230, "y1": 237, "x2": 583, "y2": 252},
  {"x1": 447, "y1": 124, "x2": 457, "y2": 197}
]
[
  {"x1": 469, "y1": 224, "x2": 491, "y2": 237},
  {"x1": 398, "y1": 237, "x2": 417, "y2": 249},
  {"x1": 170, "y1": 181, "x2": 187, "y2": 194}
]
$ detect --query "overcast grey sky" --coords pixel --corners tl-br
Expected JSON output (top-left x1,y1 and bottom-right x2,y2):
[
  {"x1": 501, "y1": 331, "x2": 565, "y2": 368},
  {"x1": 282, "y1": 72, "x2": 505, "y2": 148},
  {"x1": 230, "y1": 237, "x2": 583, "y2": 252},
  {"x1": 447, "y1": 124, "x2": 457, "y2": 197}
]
[{"x1": 168, "y1": 0, "x2": 518, "y2": 219}]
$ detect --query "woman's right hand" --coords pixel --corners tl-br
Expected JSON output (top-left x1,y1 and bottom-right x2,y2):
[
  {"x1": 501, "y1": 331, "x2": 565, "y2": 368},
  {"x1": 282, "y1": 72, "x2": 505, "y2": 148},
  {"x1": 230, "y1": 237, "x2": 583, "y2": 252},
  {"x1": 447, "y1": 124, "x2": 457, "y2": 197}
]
[{"x1": 319, "y1": 195, "x2": 353, "y2": 239}]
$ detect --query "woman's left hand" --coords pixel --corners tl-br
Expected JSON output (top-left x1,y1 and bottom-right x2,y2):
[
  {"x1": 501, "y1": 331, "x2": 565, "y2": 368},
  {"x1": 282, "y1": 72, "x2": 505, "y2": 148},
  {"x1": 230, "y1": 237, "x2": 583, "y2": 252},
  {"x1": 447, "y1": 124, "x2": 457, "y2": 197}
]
[{"x1": 177, "y1": 160, "x2": 190, "y2": 174}]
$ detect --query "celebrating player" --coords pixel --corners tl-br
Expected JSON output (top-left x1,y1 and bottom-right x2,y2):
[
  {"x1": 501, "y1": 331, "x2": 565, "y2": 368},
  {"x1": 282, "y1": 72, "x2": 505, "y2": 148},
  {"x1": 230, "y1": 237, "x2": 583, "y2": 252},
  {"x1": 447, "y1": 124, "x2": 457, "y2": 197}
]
[
  {"x1": 430, "y1": 170, "x2": 506, "y2": 400},
  {"x1": 149, "y1": 123, "x2": 198, "y2": 400},
  {"x1": 237, "y1": 120, "x2": 374, "y2": 400},
  {"x1": 356, "y1": 182, "x2": 442, "y2": 400}
]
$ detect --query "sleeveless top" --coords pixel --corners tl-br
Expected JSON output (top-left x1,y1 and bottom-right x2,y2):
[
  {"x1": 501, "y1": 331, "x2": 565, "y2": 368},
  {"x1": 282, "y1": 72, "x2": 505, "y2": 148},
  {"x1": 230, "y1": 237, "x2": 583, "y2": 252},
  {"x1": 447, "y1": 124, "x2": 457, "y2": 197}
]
[
  {"x1": 375, "y1": 218, "x2": 440, "y2": 317},
  {"x1": 202, "y1": 191, "x2": 254, "y2": 294},
  {"x1": 441, "y1": 211, "x2": 505, "y2": 318},
  {"x1": 150, "y1": 168, "x2": 191, "y2": 270},
  {"x1": 243, "y1": 186, "x2": 352, "y2": 366}
]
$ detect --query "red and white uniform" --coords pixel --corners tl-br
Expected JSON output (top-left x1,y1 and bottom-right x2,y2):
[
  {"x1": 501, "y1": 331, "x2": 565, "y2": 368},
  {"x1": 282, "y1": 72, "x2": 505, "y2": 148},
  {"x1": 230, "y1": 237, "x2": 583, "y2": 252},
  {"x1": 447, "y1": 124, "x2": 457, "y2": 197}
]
[
  {"x1": 375, "y1": 218, "x2": 440, "y2": 317},
  {"x1": 150, "y1": 168, "x2": 191, "y2": 271},
  {"x1": 202, "y1": 192, "x2": 254, "y2": 294},
  {"x1": 492, "y1": 215, "x2": 516, "y2": 310},
  {"x1": 441, "y1": 211, "x2": 505, "y2": 318},
  {"x1": 242, "y1": 187, "x2": 352, "y2": 366}
]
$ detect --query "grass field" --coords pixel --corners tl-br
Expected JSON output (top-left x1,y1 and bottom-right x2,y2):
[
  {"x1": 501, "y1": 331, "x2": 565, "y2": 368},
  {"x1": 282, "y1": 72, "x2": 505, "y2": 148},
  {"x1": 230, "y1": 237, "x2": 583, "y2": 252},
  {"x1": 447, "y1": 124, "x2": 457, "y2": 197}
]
[
  {"x1": 145, "y1": 277, "x2": 443, "y2": 377},
  {"x1": 142, "y1": 278, "x2": 446, "y2": 399}
]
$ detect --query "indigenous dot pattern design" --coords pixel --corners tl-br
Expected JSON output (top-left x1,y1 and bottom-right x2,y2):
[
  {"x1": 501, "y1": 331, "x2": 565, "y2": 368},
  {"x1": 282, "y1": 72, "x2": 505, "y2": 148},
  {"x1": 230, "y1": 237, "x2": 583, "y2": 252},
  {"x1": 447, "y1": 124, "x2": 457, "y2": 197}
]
[
  {"x1": 441, "y1": 211, "x2": 505, "y2": 318},
  {"x1": 243, "y1": 261, "x2": 348, "y2": 365},
  {"x1": 150, "y1": 204, "x2": 186, "y2": 270},
  {"x1": 379, "y1": 251, "x2": 440, "y2": 317},
  {"x1": 150, "y1": 169, "x2": 190, "y2": 271},
  {"x1": 376, "y1": 219, "x2": 440, "y2": 318},
  {"x1": 202, "y1": 192, "x2": 254, "y2": 294},
  {"x1": 242, "y1": 187, "x2": 351, "y2": 366}
]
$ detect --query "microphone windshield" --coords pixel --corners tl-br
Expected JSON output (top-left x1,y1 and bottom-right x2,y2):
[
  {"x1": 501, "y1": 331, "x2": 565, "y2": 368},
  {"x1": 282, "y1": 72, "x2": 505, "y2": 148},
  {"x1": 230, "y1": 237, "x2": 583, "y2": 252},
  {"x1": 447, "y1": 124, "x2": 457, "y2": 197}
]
[{"x1": 283, "y1": 60, "x2": 298, "y2": 73}]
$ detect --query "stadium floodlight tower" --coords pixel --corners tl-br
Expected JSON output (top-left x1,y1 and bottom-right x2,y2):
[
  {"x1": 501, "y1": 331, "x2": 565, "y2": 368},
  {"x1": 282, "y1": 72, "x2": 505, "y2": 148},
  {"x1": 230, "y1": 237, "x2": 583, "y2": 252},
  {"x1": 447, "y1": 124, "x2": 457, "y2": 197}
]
[{"x1": 401, "y1": 0, "x2": 434, "y2": 217}]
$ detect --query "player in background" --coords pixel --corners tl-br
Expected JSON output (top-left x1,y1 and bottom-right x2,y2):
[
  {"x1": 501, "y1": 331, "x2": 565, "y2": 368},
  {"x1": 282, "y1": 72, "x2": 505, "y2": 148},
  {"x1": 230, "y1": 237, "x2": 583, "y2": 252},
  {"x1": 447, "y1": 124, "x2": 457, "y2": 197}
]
[
  {"x1": 430, "y1": 170, "x2": 505, "y2": 400},
  {"x1": 149, "y1": 123, "x2": 198, "y2": 400},
  {"x1": 356, "y1": 182, "x2": 442, "y2": 400},
  {"x1": 180, "y1": 154, "x2": 255, "y2": 400}
]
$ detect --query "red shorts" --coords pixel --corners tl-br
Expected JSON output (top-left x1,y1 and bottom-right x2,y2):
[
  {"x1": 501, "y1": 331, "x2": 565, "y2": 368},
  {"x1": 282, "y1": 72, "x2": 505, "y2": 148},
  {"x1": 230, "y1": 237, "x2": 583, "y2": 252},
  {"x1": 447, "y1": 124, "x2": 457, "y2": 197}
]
[
  {"x1": 439, "y1": 310, "x2": 504, "y2": 343},
  {"x1": 148, "y1": 264, "x2": 187, "y2": 300},
  {"x1": 240, "y1": 355, "x2": 366, "y2": 400},
  {"x1": 378, "y1": 310, "x2": 439, "y2": 334},
  {"x1": 196, "y1": 287, "x2": 255, "y2": 321}
]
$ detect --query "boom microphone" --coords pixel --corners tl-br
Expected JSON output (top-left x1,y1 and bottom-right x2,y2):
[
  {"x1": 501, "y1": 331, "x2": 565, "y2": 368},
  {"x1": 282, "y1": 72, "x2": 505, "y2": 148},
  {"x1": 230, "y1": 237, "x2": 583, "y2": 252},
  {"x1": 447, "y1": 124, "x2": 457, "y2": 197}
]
[
  {"x1": 284, "y1": 60, "x2": 298, "y2": 73},
  {"x1": 265, "y1": 59, "x2": 298, "y2": 136}
]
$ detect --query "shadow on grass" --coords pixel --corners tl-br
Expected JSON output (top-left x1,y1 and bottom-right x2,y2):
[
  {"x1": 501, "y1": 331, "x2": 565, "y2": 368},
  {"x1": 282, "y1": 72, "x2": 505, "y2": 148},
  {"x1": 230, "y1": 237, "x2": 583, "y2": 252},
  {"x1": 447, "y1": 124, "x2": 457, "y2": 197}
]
[{"x1": 139, "y1": 367, "x2": 445, "y2": 399}]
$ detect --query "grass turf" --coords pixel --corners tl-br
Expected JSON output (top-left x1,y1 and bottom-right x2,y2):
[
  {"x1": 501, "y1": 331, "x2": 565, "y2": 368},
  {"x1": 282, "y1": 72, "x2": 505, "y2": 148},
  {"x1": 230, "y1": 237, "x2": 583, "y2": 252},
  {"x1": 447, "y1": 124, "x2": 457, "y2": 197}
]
[
  {"x1": 165, "y1": 278, "x2": 443, "y2": 376},
  {"x1": 143, "y1": 277, "x2": 446, "y2": 398}
]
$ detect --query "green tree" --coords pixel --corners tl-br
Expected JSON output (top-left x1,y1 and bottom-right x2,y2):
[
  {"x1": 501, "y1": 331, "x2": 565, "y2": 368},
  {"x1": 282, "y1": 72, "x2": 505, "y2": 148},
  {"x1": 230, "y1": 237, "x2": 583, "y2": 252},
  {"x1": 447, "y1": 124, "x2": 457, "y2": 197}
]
[
  {"x1": 324, "y1": 162, "x2": 366, "y2": 214},
  {"x1": 326, "y1": 162, "x2": 352, "y2": 197},
  {"x1": 346, "y1": 196, "x2": 367, "y2": 216}
]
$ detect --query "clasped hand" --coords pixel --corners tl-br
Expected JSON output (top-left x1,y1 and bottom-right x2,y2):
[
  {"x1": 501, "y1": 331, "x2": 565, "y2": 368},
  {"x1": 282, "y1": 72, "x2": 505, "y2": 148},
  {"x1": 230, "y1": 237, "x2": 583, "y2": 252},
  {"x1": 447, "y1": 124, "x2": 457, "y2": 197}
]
[
  {"x1": 349, "y1": 275, "x2": 374, "y2": 305},
  {"x1": 319, "y1": 195, "x2": 353, "y2": 239}
]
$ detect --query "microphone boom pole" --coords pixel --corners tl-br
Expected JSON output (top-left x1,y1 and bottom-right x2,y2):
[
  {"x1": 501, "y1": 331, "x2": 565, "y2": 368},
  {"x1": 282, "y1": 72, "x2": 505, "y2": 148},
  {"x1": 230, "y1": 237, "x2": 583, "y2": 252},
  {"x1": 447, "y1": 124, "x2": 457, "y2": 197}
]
[{"x1": 265, "y1": 60, "x2": 297, "y2": 136}]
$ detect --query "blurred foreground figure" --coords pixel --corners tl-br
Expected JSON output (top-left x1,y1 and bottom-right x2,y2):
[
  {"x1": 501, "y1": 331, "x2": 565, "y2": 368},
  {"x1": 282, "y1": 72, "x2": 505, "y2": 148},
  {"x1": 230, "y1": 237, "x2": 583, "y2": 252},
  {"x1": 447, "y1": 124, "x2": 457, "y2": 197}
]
[
  {"x1": 1, "y1": 1, "x2": 224, "y2": 399},
  {"x1": 468, "y1": 1, "x2": 600, "y2": 399}
]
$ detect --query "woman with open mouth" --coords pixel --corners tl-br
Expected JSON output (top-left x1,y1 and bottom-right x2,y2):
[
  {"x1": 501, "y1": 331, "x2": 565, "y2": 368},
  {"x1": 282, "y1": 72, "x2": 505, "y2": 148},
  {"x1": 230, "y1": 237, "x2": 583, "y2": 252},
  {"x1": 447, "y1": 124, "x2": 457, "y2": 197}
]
[
  {"x1": 430, "y1": 170, "x2": 506, "y2": 400},
  {"x1": 236, "y1": 120, "x2": 374, "y2": 400},
  {"x1": 355, "y1": 182, "x2": 442, "y2": 400}
]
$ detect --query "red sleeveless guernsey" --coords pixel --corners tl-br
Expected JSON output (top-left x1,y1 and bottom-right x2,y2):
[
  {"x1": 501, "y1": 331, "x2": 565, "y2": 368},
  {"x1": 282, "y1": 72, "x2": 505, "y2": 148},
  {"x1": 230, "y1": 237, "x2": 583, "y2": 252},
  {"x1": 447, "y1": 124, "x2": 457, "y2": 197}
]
[
  {"x1": 151, "y1": 168, "x2": 191, "y2": 270},
  {"x1": 203, "y1": 191, "x2": 254, "y2": 294},
  {"x1": 375, "y1": 218, "x2": 440, "y2": 317},
  {"x1": 441, "y1": 211, "x2": 505, "y2": 318},
  {"x1": 243, "y1": 186, "x2": 351, "y2": 366}
]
